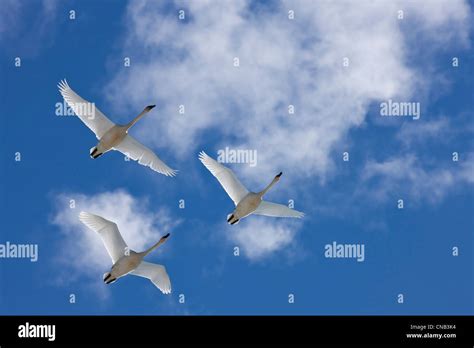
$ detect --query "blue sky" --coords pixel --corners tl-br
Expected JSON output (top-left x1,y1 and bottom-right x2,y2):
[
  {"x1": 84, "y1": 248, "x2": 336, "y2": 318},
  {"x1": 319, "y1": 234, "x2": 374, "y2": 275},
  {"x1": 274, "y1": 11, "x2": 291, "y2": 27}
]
[{"x1": 0, "y1": 0, "x2": 473, "y2": 315}]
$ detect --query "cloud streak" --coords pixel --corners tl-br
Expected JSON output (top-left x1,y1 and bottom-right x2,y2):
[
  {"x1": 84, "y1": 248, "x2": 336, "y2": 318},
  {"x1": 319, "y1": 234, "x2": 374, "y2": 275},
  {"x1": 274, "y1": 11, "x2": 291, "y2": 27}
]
[
  {"x1": 225, "y1": 217, "x2": 302, "y2": 261},
  {"x1": 359, "y1": 153, "x2": 474, "y2": 204}
]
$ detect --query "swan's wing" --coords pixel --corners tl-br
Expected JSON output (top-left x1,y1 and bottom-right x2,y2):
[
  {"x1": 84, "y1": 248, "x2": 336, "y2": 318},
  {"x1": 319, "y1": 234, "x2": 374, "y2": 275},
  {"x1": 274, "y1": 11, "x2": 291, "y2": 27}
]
[
  {"x1": 58, "y1": 79, "x2": 115, "y2": 139},
  {"x1": 78, "y1": 212, "x2": 128, "y2": 263},
  {"x1": 114, "y1": 135, "x2": 177, "y2": 177},
  {"x1": 253, "y1": 201, "x2": 304, "y2": 218},
  {"x1": 198, "y1": 151, "x2": 249, "y2": 205},
  {"x1": 131, "y1": 261, "x2": 171, "y2": 294}
]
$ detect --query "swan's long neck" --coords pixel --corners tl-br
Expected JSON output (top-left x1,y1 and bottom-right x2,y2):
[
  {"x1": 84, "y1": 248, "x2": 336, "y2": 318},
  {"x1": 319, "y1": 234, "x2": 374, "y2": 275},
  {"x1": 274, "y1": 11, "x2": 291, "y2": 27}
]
[
  {"x1": 142, "y1": 233, "x2": 169, "y2": 257},
  {"x1": 258, "y1": 172, "x2": 282, "y2": 198},
  {"x1": 125, "y1": 105, "x2": 155, "y2": 131}
]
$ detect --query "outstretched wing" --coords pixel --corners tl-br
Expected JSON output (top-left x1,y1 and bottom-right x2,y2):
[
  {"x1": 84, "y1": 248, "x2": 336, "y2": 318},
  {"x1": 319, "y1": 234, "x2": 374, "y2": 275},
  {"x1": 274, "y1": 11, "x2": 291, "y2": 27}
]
[
  {"x1": 198, "y1": 151, "x2": 249, "y2": 205},
  {"x1": 131, "y1": 261, "x2": 171, "y2": 294},
  {"x1": 114, "y1": 135, "x2": 177, "y2": 177},
  {"x1": 78, "y1": 212, "x2": 128, "y2": 263},
  {"x1": 253, "y1": 201, "x2": 304, "y2": 218},
  {"x1": 58, "y1": 79, "x2": 115, "y2": 139}
]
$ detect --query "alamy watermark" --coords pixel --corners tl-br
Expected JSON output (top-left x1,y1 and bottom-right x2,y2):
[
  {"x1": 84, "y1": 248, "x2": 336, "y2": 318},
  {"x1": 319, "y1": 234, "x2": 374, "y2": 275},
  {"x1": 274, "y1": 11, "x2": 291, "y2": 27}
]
[
  {"x1": 18, "y1": 322, "x2": 55, "y2": 341},
  {"x1": 324, "y1": 241, "x2": 365, "y2": 262},
  {"x1": 55, "y1": 100, "x2": 95, "y2": 119},
  {"x1": 380, "y1": 99, "x2": 420, "y2": 120},
  {"x1": 0, "y1": 241, "x2": 38, "y2": 262},
  {"x1": 217, "y1": 147, "x2": 257, "y2": 167}
]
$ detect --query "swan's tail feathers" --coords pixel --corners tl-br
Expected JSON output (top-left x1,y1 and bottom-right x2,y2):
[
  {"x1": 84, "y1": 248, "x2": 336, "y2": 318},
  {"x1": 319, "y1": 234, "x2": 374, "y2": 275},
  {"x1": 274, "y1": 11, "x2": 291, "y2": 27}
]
[{"x1": 90, "y1": 146, "x2": 103, "y2": 159}]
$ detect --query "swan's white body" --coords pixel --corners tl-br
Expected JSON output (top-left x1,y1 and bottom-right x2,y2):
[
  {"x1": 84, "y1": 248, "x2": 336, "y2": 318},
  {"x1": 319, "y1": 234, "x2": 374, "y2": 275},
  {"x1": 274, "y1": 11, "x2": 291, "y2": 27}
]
[
  {"x1": 79, "y1": 212, "x2": 172, "y2": 294},
  {"x1": 58, "y1": 80, "x2": 177, "y2": 176},
  {"x1": 199, "y1": 151, "x2": 304, "y2": 224}
]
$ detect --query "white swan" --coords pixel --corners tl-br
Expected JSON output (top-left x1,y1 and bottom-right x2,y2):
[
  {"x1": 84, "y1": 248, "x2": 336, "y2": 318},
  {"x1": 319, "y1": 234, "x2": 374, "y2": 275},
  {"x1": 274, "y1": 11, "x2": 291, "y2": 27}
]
[
  {"x1": 199, "y1": 151, "x2": 304, "y2": 224},
  {"x1": 58, "y1": 80, "x2": 177, "y2": 176},
  {"x1": 79, "y1": 212, "x2": 172, "y2": 294}
]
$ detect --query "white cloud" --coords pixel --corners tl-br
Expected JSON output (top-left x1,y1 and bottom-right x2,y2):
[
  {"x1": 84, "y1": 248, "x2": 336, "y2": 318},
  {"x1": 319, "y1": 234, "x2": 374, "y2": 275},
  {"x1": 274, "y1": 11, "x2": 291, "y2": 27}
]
[
  {"x1": 51, "y1": 190, "x2": 179, "y2": 297},
  {"x1": 359, "y1": 153, "x2": 473, "y2": 204},
  {"x1": 458, "y1": 153, "x2": 474, "y2": 184},
  {"x1": 225, "y1": 217, "x2": 302, "y2": 261},
  {"x1": 401, "y1": 0, "x2": 471, "y2": 47},
  {"x1": 105, "y1": 0, "x2": 470, "y2": 186},
  {"x1": 396, "y1": 117, "x2": 450, "y2": 147},
  {"x1": 0, "y1": 0, "x2": 20, "y2": 39},
  {"x1": 0, "y1": 0, "x2": 58, "y2": 47}
]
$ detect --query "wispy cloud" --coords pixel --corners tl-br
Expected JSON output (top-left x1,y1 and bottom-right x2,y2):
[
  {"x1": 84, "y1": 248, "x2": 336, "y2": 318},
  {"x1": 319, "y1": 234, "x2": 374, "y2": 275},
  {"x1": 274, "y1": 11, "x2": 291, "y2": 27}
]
[
  {"x1": 224, "y1": 217, "x2": 303, "y2": 262},
  {"x1": 0, "y1": 0, "x2": 59, "y2": 55},
  {"x1": 396, "y1": 117, "x2": 451, "y2": 147},
  {"x1": 105, "y1": 0, "x2": 469, "y2": 187},
  {"x1": 51, "y1": 189, "x2": 179, "y2": 297},
  {"x1": 0, "y1": 0, "x2": 21, "y2": 40},
  {"x1": 359, "y1": 153, "x2": 474, "y2": 204}
]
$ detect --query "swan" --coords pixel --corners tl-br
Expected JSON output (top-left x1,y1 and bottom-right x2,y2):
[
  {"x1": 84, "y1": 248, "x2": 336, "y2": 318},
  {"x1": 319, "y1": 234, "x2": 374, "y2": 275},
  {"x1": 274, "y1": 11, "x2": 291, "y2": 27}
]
[
  {"x1": 58, "y1": 80, "x2": 177, "y2": 176},
  {"x1": 79, "y1": 212, "x2": 172, "y2": 294},
  {"x1": 199, "y1": 151, "x2": 304, "y2": 224}
]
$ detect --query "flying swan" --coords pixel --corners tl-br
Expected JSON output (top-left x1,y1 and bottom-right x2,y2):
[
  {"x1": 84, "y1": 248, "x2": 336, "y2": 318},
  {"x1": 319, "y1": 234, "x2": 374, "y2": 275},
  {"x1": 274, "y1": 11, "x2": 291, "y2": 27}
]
[
  {"x1": 79, "y1": 211, "x2": 172, "y2": 294},
  {"x1": 58, "y1": 80, "x2": 177, "y2": 176},
  {"x1": 199, "y1": 151, "x2": 304, "y2": 224}
]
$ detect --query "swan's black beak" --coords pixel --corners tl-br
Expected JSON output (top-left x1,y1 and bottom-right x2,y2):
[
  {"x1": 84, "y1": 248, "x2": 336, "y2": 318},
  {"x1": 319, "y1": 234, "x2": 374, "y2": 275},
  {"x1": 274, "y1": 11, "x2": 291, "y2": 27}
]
[
  {"x1": 276, "y1": 172, "x2": 283, "y2": 178},
  {"x1": 90, "y1": 147, "x2": 103, "y2": 159},
  {"x1": 145, "y1": 105, "x2": 156, "y2": 112},
  {"x1": 105, "y1": 277, "x2": 117, "y2": 284},
  {"x1": 161, "y1": 233, "x2": 170, "y2": 240},
  {"x1": 104, "y1": 273, "x2": 113, "y2": 283}
]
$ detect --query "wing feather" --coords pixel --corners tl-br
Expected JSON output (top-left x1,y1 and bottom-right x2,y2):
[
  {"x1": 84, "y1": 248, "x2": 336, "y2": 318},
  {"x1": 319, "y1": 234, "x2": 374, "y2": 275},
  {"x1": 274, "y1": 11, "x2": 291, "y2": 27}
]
[
  {"x1": 78, "y1": 212, "x2": 128, "y2": 263},
  {"x1": 131, "y1": 261, "x2": 171, "y2": 294},
  {"x1": 198, "y1": 151, "x2": 248, "y2": 205},
  {"x1": 253, "y1": 201, "x2": 304, "y2": 218},
  {"x1": 114, "y1": 135, "x2": 177, "y2": 176},
  {"x1": 58, "y1": 79, "x2": 115, "y2": 139}
]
